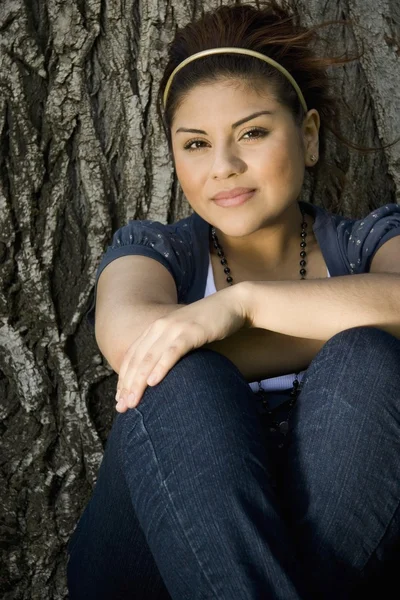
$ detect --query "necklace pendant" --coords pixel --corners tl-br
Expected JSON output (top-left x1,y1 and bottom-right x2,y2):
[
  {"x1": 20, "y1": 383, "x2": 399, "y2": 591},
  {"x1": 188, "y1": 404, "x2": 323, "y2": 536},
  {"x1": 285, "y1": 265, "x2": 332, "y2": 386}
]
[{"x1": 278, "y1": 420, "x2": 289, "y2": 436}]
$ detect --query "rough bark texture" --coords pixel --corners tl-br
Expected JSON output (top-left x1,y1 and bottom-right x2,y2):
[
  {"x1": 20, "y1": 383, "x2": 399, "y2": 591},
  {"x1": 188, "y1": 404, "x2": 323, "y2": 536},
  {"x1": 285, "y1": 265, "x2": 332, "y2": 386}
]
[{"x1": 0, "y1": 0, "x2": 398, "y2": 598}]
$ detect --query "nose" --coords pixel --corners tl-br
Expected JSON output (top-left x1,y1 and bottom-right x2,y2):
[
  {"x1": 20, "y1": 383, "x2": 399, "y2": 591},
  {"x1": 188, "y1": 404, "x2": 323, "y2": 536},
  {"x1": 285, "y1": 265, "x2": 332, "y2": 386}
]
[{"x1": 210, "y1": 144, "x2": 247, "y2": 179}]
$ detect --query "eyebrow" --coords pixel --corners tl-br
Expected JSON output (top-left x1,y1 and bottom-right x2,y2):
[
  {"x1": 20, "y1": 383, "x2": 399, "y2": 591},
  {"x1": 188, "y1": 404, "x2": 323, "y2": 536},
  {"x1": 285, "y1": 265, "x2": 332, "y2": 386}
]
[{"x1": 175, "y1": 110, "x2": 275, "y2": 134}]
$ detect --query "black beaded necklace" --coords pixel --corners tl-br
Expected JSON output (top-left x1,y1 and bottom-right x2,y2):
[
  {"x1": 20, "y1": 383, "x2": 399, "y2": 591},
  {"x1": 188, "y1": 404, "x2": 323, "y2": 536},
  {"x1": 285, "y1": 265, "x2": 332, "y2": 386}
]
[{"x1": 210, "y1": 204, "x2": 308, "y2": 436}]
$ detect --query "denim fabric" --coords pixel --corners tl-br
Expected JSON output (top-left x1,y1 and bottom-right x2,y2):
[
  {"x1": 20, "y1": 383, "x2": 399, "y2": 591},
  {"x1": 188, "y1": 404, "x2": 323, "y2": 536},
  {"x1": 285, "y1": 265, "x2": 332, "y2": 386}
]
[{"x1": 67, "y1": 326, "x2": 400, "y2": 599}]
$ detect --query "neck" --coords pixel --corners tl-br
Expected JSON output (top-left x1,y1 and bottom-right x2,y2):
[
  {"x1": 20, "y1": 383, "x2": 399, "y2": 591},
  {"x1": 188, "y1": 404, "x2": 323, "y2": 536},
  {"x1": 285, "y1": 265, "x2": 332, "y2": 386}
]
[{"x1": 210, "y1": 202, "x2": 314, "y2": 275}]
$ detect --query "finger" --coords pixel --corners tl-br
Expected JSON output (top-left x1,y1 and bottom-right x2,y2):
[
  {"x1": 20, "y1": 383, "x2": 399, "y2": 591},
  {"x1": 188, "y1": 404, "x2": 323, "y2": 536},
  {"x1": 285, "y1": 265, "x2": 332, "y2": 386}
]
[
  {"x1": 120, "y1": 339, "x2": 161, "y2": 389},
  {"x1": 143, "y1": 342, "x2": 187, "y2": 387},
  {"x1": 116, "y1": 342, "x2": 142, "y2": 402},
  {"x1": 118, "y1": 341, "x2": 165, "y2": 409},
  {"x1": 116, "y1": 327, "x2": 159, "y2": 401},
  {"x1": 128, "y1": 336, "x2": 195, "y2": 407},
  {"x1": 118, "y1": 318, "x2": 186, "y2": 397},
  {"x1": 139, "y1": 324, "x2": 205, "y2": 390},
  {"x1": 118, "y1": 322, "x2": 199, "y2": 409},
  {"x1": 115, "y1": 399, "x2": 129, "y2": 413}
]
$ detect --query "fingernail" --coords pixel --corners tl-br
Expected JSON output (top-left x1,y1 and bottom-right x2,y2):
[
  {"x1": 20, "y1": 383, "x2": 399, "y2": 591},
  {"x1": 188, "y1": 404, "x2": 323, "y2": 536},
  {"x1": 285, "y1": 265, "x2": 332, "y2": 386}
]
[
  {"x1": 127, "y1": 392, "x2": 136, "y2": 406},
  {"x1": 147, "y1": 374, "x2": 157, "y2": 385}
]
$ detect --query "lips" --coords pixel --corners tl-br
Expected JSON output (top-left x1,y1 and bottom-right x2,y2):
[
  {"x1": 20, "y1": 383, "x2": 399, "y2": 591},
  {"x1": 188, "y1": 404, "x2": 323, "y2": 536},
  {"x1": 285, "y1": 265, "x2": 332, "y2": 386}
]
[
  {"x1": 212, "y1": 187, "x2": 255, "y2": 200},
  {"x1": 212, "y1": 189, "x2": 256, "y2": 208}
]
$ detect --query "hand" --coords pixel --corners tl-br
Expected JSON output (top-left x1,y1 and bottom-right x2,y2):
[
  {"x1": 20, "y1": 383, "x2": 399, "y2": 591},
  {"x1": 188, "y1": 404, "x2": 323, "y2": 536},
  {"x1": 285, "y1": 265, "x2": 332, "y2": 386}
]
[{"x1": 115, "y1": 282, "x2": 250, "y2": 412}]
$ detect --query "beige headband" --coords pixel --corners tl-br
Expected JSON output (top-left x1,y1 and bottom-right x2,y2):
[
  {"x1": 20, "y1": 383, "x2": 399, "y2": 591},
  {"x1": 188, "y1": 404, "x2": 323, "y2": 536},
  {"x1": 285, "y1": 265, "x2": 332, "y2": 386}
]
[{"x1": 162, "y1": 47, "x2": 308, "y2": 113}]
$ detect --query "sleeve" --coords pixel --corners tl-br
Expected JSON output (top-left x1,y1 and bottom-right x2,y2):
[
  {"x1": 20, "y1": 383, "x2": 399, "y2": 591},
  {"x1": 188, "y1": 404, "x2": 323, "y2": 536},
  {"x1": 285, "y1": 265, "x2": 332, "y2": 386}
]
[
  {"x1": 338, "y1": 203, "x2": 400, "y2": 274},
  {"x1": 86, "y1": 219, "x2": 193, "y2": 327}
]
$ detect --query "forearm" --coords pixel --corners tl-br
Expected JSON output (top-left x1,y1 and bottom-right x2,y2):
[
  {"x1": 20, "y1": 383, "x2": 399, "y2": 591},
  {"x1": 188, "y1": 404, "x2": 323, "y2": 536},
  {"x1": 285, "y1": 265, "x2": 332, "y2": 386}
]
[
  {"x1": 96, "y1": 302, "x2": 186, "y2": 373},
  {"x1": 204, "y1": 328, "x2": 325, "y2": 382},
  {"x1": 244, "y1": 273, "x2": 400, "y2": 340}
]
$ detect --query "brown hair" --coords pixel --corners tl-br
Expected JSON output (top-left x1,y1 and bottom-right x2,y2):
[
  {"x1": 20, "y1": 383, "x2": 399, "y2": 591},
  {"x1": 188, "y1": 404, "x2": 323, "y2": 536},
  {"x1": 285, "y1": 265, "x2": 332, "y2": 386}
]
[{"x1": 157, "y1": 1, "x2": 394, "y2": 162}]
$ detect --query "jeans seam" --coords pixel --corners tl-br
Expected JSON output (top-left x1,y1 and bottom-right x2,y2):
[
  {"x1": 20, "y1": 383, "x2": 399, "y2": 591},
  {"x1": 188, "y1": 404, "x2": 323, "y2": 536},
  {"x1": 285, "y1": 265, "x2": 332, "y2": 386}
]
[{"x1": 117, "y1": 408, "x2": 220, "y2": 599}]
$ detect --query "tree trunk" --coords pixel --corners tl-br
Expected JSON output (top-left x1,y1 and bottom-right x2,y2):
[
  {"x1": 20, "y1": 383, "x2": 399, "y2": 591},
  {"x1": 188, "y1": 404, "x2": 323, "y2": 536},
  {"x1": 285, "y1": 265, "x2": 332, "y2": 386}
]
[{"x1": 0, "y1": 0, "x2": 398, "y2": 598}]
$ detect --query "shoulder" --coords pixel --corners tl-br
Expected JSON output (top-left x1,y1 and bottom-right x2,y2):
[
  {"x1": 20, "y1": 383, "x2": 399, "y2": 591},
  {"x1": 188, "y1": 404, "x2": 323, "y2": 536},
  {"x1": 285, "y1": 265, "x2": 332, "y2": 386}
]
[
  {"x1": 301, "y1": 200, "x2": 400, "y2": 275},
  {"x1": 96, "y1": 213, "x2": 201, "y2": 300},
  {"x1": 86, "y1": 214, "x2": 205, "y2": 327},
  {"x1": 110, "y1": 213, "x2": 196, "y2": 247},
  {"x1": 333, "y1": 203, "x2": 400, "y2": 274},
  {"x1": 107, "y1": 212, "x2": 201, "y2": 261}
]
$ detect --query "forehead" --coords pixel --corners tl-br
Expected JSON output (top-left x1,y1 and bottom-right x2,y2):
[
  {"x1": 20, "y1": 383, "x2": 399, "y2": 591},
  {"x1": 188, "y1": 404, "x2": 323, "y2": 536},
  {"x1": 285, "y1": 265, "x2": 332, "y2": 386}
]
[{"x1": 171, "y1": 78, "x2": 279, "y2": 126}]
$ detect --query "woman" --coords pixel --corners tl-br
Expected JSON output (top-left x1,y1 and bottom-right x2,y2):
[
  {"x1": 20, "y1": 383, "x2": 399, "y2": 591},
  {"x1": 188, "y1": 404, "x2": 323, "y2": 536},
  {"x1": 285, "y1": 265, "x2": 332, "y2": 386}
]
[{"x1": 67, "y1": 2, "x2": 400, "y2": 598}]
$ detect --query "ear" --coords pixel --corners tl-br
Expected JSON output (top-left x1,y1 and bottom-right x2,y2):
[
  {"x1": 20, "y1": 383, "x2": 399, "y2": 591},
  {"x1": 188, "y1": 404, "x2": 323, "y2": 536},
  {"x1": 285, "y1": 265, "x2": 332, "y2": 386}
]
[{"x1": 302, "y1": 109, "x2": 320, "y2": 167}]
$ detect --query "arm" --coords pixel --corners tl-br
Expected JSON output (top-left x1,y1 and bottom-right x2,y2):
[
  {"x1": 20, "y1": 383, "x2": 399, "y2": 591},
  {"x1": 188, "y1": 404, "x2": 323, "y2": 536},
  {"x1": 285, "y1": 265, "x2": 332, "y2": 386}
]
[
  {"x1": 244, "y1": 272, "x2": 400, "y2": 341},
  {"x1": 94, "y1": 255, "x2": 186, "y2": 373},
  {"x1": 97, "y1": 255, "x2": 324, "y2": 381},
  {"x1": 113, "y1": 237, "x2": 400, "y2": 409},
  {"x1": 239, "y1": 236, "x2": 400, "y2": 342}
]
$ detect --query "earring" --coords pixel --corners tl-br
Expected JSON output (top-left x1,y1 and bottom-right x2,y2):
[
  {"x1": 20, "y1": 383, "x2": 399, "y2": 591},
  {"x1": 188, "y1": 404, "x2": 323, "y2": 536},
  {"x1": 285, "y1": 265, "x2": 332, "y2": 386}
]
[{"x1": 310, "y1": 154, "x2": 317, "y2": 162}]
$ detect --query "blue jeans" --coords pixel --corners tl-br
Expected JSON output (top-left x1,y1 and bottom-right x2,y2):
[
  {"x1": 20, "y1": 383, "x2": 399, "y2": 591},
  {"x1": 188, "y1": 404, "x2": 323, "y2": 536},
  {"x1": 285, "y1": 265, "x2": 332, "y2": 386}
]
[{"x1": 67, "y1": 326, "x2": 400, "y2": 599}]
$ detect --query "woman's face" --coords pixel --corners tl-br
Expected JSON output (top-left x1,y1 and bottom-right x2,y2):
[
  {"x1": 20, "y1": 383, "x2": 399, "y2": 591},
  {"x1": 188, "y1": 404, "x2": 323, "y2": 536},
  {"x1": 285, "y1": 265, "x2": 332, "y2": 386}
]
[{"x1": 170, "y1": 78, "x2": 319, "y2": 237}]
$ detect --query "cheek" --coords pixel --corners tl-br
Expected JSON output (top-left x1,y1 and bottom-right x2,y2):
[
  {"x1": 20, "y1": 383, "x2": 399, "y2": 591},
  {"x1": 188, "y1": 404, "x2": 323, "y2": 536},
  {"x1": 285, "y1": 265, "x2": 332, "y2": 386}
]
[
  {"x1": 175, "y1": 157, "x2": 204, "y2": 197},
  {"x1": 265, "y1": 137, "x2": 304, "y2": 182},
  {"x1": 174, "y1": 157, "x2": 188, "y2": 183},
  {"x1": 175, "y1": 162, "x2": 193, "y2": 189}
]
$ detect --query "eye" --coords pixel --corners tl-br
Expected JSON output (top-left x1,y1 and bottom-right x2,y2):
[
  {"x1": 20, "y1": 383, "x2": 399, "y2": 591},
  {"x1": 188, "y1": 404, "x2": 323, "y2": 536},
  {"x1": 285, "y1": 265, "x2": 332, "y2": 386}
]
[
  {"x1": 183, "y1": 139, "x2": 209, "y2": 152},
  {"x1": 182, "y1": 127, "x2": 268, "y2": 152},
  {"x1": 241, "y1": 127, "x2": 268, "y2": 140}
]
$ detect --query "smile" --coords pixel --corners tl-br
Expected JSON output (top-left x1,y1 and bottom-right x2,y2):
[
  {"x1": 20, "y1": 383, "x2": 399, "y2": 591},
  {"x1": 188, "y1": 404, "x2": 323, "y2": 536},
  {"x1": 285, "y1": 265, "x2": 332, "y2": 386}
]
[{"x1": 212, "y1": 189, "x2": 256, "y2": 208}]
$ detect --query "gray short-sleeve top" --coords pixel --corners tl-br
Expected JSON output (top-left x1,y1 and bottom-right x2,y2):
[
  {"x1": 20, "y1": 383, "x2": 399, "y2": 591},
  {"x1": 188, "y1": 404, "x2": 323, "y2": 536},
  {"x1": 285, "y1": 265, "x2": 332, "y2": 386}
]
[{"x1": 86, "y1": 200, "x2": 400, "y2": 327}]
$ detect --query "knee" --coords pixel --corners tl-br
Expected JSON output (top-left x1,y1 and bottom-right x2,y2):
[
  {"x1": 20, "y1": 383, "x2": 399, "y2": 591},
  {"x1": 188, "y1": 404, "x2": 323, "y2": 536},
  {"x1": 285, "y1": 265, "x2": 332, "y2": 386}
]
[
  {"x1": 326, "y1": 326, "x2": 400, "y2": 373},
  {"x1": 129, "y1": 347, "x2": 247, "y2": 416},
  {"x1": 117, "y1": 348, "x2": 260, "y2": 465},
  {"x1": 329, "y1": 324, "x2": 398, "y2": 346},
  {"x1": 166, "y1": 347, "x2": 243, "y2": 384},
  {"x1": 310, "y1": 326, "x2": 400, "y2": 375},
  {"x1": 302, "y1": 326, "x2": 400, "y2": 411},
  {"x1": 161, "y1": 348, "x2": 247, "y2": 399}
]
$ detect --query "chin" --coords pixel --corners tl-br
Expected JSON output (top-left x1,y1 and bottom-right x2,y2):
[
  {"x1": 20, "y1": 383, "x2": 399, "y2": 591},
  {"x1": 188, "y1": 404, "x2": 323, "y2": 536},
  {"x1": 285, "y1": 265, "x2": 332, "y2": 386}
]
[
  {"x1": 211, "y1": 218, "x2": 261, "y2": 239},
  {"x1": 192, "y1": 200, "x2": 267, "y2": 238}
]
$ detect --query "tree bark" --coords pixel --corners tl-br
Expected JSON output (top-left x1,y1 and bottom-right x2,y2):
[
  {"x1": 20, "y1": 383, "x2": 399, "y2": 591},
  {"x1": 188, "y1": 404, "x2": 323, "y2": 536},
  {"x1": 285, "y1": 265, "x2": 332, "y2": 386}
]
[{"x1": 0, "y1": 0, "x2": 398, "y2": 598}]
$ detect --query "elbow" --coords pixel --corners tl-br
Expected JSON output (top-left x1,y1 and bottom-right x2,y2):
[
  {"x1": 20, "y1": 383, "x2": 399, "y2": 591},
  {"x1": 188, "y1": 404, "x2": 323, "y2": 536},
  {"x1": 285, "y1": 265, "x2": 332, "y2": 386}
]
[{"x1": 94, "y1": 328, "x2": 126, "y2": 375}]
